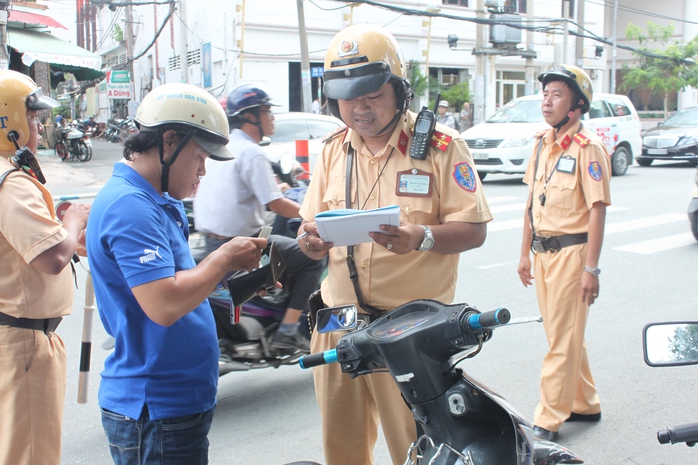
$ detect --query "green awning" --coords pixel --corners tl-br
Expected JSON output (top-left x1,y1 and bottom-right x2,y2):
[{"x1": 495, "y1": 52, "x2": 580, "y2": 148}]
[{"x1": 7, "y1": 28, "x2": 102, "y2": 71}]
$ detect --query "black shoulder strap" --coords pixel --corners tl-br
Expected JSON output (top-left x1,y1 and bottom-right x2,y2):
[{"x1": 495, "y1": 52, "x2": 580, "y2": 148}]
[
  {"x1": 527, "y1": 139, "x2": 545, "y2": 240},
  {"x1": 0, "y1": 168, "x2": 19, "y2": 187},
  {"x1": 345, "y1": 146, "x2": 383, "y2": 318}
]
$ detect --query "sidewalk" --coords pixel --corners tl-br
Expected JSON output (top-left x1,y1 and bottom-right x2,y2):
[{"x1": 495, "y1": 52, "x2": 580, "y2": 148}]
[{"x1": 36, "y1": 146, "x2": 98, "y2": 194}]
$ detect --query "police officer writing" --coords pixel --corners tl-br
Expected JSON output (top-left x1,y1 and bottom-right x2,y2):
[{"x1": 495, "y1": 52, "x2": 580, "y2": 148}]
[
  {"x1": 86, "y1": 84, "x2": 265, "y2": 465},
  {"x1": 517, "y1": 65, "x2": 611, "y2": 442},
  {"x1": 297, "y1": 24, "x2": 492, "y2": 465},
  {"x1": 0, "y1": 70, "x2": 90, "y2": 465}
]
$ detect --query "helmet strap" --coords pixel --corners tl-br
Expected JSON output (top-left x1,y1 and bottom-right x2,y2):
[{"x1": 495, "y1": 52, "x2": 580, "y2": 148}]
[
  {"x1": 242, "y1": 108, "x2": 265, "y2": 141},
  {"x1": 552, "y1": 92, "x2": 582, "y2": 130},
  {"x1": 158, "y1": 127, "x2": 196, "y2": 193}
]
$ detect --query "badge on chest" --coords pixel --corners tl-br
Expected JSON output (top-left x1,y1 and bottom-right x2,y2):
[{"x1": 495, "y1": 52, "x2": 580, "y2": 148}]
[{"x1": 395, "y1": 168, "x2": 433, "y2": 197}]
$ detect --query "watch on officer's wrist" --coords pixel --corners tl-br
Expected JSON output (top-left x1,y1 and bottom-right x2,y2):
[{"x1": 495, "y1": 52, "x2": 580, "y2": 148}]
[
  {"x1": 417, "y1": 225, "x2": 434, "y2": 252},
  {"x1": 584, "y1": 266, "x2": 601, "y2": 277}
]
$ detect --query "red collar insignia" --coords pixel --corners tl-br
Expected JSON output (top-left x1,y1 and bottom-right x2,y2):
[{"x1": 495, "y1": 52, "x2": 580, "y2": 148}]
[
  {"x1": 560, "y1": 134, "x2": 572, "y2": 150},
  {"x1": 397, "y1": 130, "x2": 409, "y2": 155}
]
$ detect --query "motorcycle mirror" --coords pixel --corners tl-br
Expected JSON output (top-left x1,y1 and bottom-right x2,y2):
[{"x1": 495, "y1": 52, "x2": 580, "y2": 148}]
[
  {"x1": 643, "y1": 322, "x2": 698, "y2": 367},
  {"x1": 279, "y1": 152, "x2": 295, "y2": 175},
  {"x1": 260, "y1": 136, "x2": 272, "y2": 147},
  {"x1": 316, "y1": 305, "x2": 358, "y2": 333}
]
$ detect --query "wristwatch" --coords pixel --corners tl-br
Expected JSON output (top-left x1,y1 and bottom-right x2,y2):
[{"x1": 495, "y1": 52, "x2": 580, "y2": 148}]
[
  {"x1": 584, "y1": 266, "x2": 601, "y2": 277},
  {"x1": 417, "y1": 225, "x2": 435, "y2": 252}
]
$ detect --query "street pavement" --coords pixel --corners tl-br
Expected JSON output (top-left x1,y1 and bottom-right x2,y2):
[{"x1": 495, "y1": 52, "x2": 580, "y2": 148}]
[{"x1": 50, "y1": 148, "x2": 698, "y2": 464}]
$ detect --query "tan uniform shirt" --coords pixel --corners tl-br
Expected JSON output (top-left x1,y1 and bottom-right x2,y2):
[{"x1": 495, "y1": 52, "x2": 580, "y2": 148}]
[
  {"x1": 524, "y1": 124, "x2": 611, "y2": 237},
  {"x1": 0, "y1": 157, "x2": 72, "y2": 319},
  {"x1": 300, "y1": 111, "x2": 492, "y2": 310}
]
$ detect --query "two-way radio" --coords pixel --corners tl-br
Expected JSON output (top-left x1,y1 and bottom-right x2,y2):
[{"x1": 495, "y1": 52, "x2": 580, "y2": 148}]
[{"x1": 409, "y1": 92, "x2": 441, "y2": 161}]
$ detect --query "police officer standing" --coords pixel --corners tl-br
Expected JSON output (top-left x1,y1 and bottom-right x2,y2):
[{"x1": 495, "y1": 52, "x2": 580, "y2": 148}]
[
  {"x1": 0, "y1": 70, "x2": 90, "y2": 465},
  {"x1": 517, "y1": 65, "x2": 611, "y2": 441},
  {"x1": 298, "y1": 24, "x2": 492, "y2": 465}
]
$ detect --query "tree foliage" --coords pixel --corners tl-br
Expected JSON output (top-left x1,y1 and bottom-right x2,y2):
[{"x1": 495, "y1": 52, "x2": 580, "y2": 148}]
[{"x1": 621, "y1": 21, "x2": 698, "y2": 114}]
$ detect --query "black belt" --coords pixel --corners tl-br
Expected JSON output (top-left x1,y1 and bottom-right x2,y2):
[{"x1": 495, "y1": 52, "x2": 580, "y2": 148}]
[
  {"x1": 0, "y1": 311, "x2": 62, "y2": 333},
  {"x1": 532, "y1": 233, "x2": 588, "y2": 253}
]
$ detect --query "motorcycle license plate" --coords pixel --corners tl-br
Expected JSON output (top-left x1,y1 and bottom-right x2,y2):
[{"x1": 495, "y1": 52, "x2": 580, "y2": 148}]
[{"x1": 647, "y1": 148, "x2": 667, "y2": 155}]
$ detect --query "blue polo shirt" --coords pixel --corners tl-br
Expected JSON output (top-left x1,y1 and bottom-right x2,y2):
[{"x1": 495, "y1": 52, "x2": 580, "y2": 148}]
[{"x1": 86, "y1": 163, "x2": 218, "y2": 421}]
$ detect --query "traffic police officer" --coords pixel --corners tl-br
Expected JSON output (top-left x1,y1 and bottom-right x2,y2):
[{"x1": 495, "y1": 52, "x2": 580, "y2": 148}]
[
  {"x1": 297, "y1": 24, "x2": 492, "y2": 465},
  {"x1": 517, "y1": 65, "x2": 611, "y2": 441}
]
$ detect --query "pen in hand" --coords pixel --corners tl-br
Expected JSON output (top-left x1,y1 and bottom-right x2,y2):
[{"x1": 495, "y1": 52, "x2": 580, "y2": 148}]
[{"x1": 296, "y1": 231, "x2": 310, "y2": 241}]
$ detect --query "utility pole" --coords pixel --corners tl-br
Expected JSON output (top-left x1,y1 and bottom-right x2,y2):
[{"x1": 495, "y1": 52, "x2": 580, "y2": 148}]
[
  {"x1": 562, "y1": 0, "x2": 569, "y2": 65},
  {"x1": 524, "y1": 0, "x2": 535, "y2": 95},
  {"x1": 179, "y1": 0, "x2": 189, "y2": 83},
  {"x1": 575, "y1": 0, "x2": 585, "y2": 67},
  {"x1": 474, "y1": 0, "x2": 485, "y2": 125},
  {"x1": 0, "y1": 0, "x2": 8, "y2": 70},
  {"x1": 611, "y1": 0, "x2": 618, "y2": 94},
  {"x1": 296, "y1": 0, "x2": 312, "y2": 113},
  {"x1": 124, "y1": 3, "x2": 136, "y2": 101}
]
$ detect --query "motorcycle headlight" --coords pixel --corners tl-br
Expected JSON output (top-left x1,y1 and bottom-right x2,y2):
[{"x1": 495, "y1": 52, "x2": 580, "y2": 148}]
[{"x1": 501, "y1": 135, "x2": 535, "y2": 149}]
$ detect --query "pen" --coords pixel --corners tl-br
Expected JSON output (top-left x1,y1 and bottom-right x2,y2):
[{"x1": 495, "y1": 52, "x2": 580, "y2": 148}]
[{"x1": 297, "y1": 231, "x2": 310, "y2": 240}]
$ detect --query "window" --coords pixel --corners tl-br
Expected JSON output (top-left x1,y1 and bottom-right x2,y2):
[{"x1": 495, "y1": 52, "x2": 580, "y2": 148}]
[
  {"x1": 308, "y1": 120, "x2": 341, "y2": 140},
  {"x1": 442, "y1": 0, "x2": 468, "y2": 7},
  {"x1": 505, "y1": 0, "x2": 526, "y2": 14},
  {"x1": 605, "y1": 98, "x2": 631, "y2": 117},
  {"x1": 587, "y1": 100, "x2": 612, "y2": 119},
  {"x1": 270, "y1": 119, "x2": 310, "y2": 144},
  {"x1": 561, "y1": 0, "x2": 574, "y2": 17}
]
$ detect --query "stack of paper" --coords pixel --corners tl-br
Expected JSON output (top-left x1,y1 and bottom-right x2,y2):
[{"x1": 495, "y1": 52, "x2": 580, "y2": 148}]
[{"x1": 315, "y1": 205, "x2": 400, "y2": 247}]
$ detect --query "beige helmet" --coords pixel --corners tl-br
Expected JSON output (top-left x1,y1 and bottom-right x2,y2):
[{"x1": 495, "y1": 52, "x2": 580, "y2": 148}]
[
  {"x1": 135, "y1": 83, "x2": 232, "y2": 161},
  {"x1": 323, "y1": 24, "x2": 413, "y2": 120},
  {"x1": 538, "y1": 64, "x2": 593, "y2": 113},
  {"x1": 0, "y1": 70, "x2": 58, "y2": 152}
]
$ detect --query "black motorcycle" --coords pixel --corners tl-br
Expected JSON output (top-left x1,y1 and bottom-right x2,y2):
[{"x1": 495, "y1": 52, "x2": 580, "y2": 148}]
[
  {"x1": 104, "y1": 117, "x2": 137, "y2": 143},
  {"x1": 54, "y1": 121, "x2": 92, "y2": 162},
  {"x1": 301, "y1": 301, "x2": 584, "y2": 465}
]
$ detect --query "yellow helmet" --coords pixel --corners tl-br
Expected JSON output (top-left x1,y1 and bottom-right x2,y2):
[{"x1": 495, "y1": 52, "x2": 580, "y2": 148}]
[
  {"x1": 0, "y1": 70, "x2": 58, "y2": 152},
  {"x1": 538, "y1": 64, "x2": 593, "y2": 114},
  {"x1": 323, "y1": 24, "x2": 412, "y2": 118},
  {"x1": 135, "y1": 83, "x2": 232, "y2": 160}
]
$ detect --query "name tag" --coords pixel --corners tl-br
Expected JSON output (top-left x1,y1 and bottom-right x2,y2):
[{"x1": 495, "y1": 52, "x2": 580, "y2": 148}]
[
  {"x1": 396, "y1": 169, "x2": 432, "y2": 197},
  {"x1": 557, "y1": 155, "x2": 576, "y2": 174}
]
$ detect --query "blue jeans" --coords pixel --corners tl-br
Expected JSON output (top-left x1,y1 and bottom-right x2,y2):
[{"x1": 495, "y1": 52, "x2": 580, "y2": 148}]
[{"x1": 101, "y1": 406, "x2": 215, "y2": 465}]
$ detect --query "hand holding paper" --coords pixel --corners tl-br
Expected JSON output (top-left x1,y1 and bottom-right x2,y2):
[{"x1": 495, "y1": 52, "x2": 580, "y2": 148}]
[{"x1": 314, "y1": 205, "x2": 400, "y2": 247}]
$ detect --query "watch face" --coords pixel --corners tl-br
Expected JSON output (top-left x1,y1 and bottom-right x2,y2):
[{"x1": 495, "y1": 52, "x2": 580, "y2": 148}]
[{"x1": 422, "y1": 237, "x2": 434, "y2": 250}]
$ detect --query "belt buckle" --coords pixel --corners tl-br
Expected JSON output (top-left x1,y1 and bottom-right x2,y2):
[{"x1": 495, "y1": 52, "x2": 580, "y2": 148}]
[{"x1": 532, "y1": 240, "x2": 546, "y2": 254}]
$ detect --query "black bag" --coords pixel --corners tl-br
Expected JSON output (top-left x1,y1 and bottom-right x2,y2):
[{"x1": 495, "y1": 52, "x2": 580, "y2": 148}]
[
  {"x1": 306, "y1": 289, "x2": 327, "y2": 334},
  {"x1": 228, "y1": 241, "x2": 286, "y2": 307}
]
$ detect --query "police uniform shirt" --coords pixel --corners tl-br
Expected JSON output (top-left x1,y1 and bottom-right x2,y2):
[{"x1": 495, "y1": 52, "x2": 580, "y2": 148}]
[
  {"x1": 300, "y1": 111, "x2": 492, "y2": 311},
  {"x1": 194, "y1": 128, "x2": 282, "y2": 238},
  {"x1": 0, "y1": 157, "x2": 72, "y2": 319},
  {"x1": 524, "y1": 124, "x2": 612, "y2": 237}
]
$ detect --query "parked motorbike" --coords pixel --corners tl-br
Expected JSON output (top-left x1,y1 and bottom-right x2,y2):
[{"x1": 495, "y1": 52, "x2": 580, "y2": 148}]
[
  {"x1": 643, "y1": 321, "x2": 698, "y2": 446},
  {"x1": 300, "y1": 300, "x2": 584, "y2": 465},
  {"x1": 104, "y1": 117, "x2": 137, "y2": 143},
  {"x1": 689, "y1": 167, "x2": 698, "y2": 241},
  {"x1": 54, "y1": 121, "x2": 92, "y2": 162}
]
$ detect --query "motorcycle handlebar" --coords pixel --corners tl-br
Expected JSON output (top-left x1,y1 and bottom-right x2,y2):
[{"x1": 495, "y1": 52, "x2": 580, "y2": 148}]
[
  {"x1": 657, "y1": 421, "x2": 698, "y2": 445},
  {"x1": 299, "y1": 349, "x2": 338, "y2": 369},
  {"x1": 466, "y1": 308, "x2": 511, "y2": 331}
]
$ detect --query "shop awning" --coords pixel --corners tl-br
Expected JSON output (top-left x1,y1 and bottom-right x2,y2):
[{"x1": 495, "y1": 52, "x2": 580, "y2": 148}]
[
  {"x1": 8, "y1": 10, "x2": 68, "y2": 29},
  {"x1": 7, "y1": 28, "x2": 102, "y2": 71}
]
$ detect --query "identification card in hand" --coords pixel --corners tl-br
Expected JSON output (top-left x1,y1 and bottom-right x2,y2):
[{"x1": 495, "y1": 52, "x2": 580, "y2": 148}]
[
  {"x1": 395, "y1": 169, "x2": 433, "y2": 197},
  {"x1": 557, "y1": 155, "x2": 576, "y2": 173}
]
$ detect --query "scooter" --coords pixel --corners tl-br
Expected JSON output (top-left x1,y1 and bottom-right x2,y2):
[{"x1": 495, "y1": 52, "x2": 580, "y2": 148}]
[
  {"x1": 643, "y1": 321, "x2": 698, "y2": 446},
  {"x1": 300, "y1": 300, "x2": 584, "y2": 465},
  {"x1": 689, "y1": 167, "x2": 698, "y2": 241},
  {"x1": 54, "y1": 121, "x2": 92, "y2": 162}
]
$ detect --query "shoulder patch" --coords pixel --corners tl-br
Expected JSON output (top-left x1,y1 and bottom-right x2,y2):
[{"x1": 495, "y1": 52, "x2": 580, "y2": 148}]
[
  {"x1": 322, "y1": 125, "x2": 348, "y2": 144},
  {"x1": 587, "y1": 161, "x2": 603, "y2": 181},
  {"x1": 430, "y1": 130, "x2": 452, "y2": 152},
  {"x1": 452, "y1": 161, "x2": 477, "y2": 192},
  {"x1": 573, "y1": 133, "x2": 590, "y2": 147}
]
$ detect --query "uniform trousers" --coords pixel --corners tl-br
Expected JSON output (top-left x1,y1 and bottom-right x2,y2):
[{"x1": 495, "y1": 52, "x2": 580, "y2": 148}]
[
  {"x1": 311, "y1": 330, "x2": 416, "y2": 465},
  {"x1": 532, "y1": 243, "x2": 601, "y2": 432},
  {"x1": 0, "y1": 325, "x2": 66, "y2": 465}
]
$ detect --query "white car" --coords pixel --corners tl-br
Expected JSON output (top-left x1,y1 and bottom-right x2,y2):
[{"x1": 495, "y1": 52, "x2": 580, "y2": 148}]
[
  {"x1": 262, "y1": 112, "x2": 344, "y2": 173},
  {"x1": 462, "y1": 93, "x2": 642, "y2": 178}
]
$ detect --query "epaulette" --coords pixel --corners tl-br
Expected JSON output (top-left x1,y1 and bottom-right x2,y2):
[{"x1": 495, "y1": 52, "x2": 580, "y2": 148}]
[
  {"x1": 322, "y1": 125, "x2": 348, "y2": 144},
  {"x1": 429, "y1": 130, "x2": 452, "y2": 152},
  {"x1": 573, "y1": 132, "x2": 590, "y2": 147},
  {"x1": 535, "y1": 129, "x2": 548, "y2": 139}
]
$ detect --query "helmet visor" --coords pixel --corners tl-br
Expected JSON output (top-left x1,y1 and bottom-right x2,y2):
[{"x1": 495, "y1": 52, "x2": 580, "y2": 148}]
[
  {"x1": 26, "y1": 88, "x2": 59, "y2": 111},
  {"x1": 324, "y1": 62, "x2": 392, "y2": 100},
  {"x1": 193, "y1": 135, "x2": 235, "y2": 161}
]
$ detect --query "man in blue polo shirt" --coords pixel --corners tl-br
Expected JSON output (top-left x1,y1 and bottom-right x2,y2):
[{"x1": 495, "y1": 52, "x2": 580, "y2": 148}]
[{"x1": 86, "y1": 83, "x2": 267, "y2": 465}]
